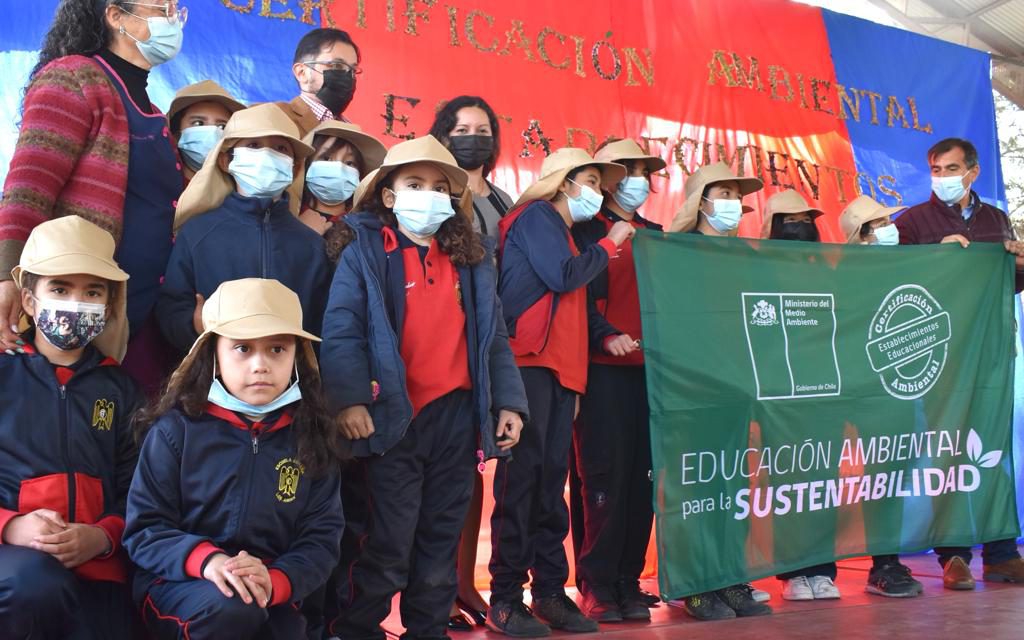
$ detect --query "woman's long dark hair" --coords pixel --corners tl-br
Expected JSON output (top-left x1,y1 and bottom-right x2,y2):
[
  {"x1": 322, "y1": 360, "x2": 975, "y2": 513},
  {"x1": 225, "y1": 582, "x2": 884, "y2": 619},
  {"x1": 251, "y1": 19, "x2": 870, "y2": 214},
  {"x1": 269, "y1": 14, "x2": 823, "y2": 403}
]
[
  {"x1": 303, "y1": 135, "x2": 364, "y2": 261},
  {"x1": 33, "y1": 0, "x2": 121, "y2": 80},
  {"x1": 133, "y1": 336, "x2": 348, "y2": 476},
  {"x1": 428, "y1": 96, "x2": 502, "y2": 178},
  {"x1": 362, "y1": 169, "x2": 486, "y2": 267}
]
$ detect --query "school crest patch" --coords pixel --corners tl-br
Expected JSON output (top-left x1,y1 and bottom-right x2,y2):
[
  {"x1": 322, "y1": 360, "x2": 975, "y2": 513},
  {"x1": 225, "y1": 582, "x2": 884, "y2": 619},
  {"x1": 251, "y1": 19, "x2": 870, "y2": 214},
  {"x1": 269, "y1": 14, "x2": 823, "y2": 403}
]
[
  {"x1": 275, "y1": 458, "x2": 305, "y2": 503},
  {"x1": 92, "y1": 399, "x2": 115, "y2": 431}
]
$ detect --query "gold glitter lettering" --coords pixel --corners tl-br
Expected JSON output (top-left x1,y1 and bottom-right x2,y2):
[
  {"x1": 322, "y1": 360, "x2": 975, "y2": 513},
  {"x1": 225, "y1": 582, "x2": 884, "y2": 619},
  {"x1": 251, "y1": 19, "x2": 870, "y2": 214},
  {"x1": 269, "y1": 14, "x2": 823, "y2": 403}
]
[
  {"x1": 623, "y1": 47, "x2": 654, "y2": 87},
  {"x1": 768, "y1": 65, "x2": 794, "y2": 102},
  {"x1": 221, "y1": 0, "x2": 254, "y2": 12},
  {"x1": 498, "y1": 20, "x2": 535, "y2": 61},
  {"x1": 859, "y1": 90, "x2": 883, "y2": 125},
  {"x1": 404, "y1": 0, "x2": 436, "y2": 36},
  {"x1": 707, "y1": 50, "x2": 764, "y2": 91},
  {"x1": 825, "y1": 165, "x2": 853, "y2": 203},
  {"x1": 591, "y1": 35, "x2": 622, "y2": 81},
  {"x1": 572, "y1": 35, "x2": 587, "y2": 78},
  {"x1": 446, "y1": 6, "x2": 460, "y2": 46},
  {"x1": 465, "y1": 10, "x2": 497, "y2": 52},
  {"x1": 811, "y1": 78, "x2": 833, "y2": 115},
  {"x1": 537, "y1": 27, "x2": 569, "y2": 70},
  {"x1": 297, "y1": 1, "x2": 331, "y2": 25},
  {"x1": 795, "y1": 159, "x2": 821, "y2": 200},
  {"x1": 795, "y1": 73, "x2": 809, "y2": 109},
  {"x1": 767, "y1": 151, "x2": 795, "y2": 189},
  {"x1": 566, "y1": 128, "x2": 597, "y2": 154},
  {"x1": 877, "y1": 175, "x2": 903, "y2": 205},
  {"x1": 381, "y1": 94, "x2": 421, "y2": 140},
  {"x1": 908, "y1": 97, "x2": 932, "y2": 134},
  {"x1": 260, "y1": 0, "x2": 295, "y2": 19},
  {"x1": 885, "y1": 96, "x2": 910, "y2": 129},
  {"x1": 855, "y1": 172, "x2": 878, "y2": 198},
  {"x1": 520, "y1": 120, "x2": 552, "y2": 158},
  {"x1": 836, "y1": 84, "x2": 860, "y2": 122},
  {"x1": 356, "y1": 0, "x2": 366, "y2": 28},
  {"x1": 640, "y1": 136, "x2": 670, "y2": 178}
]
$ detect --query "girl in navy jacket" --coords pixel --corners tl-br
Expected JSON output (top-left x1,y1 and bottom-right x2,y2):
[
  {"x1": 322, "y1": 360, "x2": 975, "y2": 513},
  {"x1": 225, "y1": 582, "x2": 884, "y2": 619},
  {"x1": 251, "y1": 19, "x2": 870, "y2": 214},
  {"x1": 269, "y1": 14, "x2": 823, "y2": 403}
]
[
  {"x1": 124, "y1": 278, "x2": 345, "y2": 640},
  {"x1": 157, "y1": 104, "x2": 330, "y2": 356},
  {"x1": 319, "y1": 136, "x2": 528, "y2": 640}
]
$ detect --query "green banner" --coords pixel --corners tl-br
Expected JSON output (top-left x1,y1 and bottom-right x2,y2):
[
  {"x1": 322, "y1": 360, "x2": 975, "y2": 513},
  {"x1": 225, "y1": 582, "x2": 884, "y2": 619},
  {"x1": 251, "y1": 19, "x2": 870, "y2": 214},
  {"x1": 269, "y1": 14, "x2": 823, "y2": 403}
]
[{"x1": 633, "y1": 231, "x2": 1021, "y2": 599}]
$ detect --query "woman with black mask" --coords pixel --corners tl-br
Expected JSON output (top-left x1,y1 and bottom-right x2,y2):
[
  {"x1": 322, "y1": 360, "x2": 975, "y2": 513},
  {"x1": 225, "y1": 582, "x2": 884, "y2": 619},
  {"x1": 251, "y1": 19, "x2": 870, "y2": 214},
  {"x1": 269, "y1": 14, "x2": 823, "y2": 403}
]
[
  {"x1": 430, "y1": 96, "x2": 513, "y2": 243},
  {"x1": 763, "y1": 189, "x2": 824, "y2": 242}
]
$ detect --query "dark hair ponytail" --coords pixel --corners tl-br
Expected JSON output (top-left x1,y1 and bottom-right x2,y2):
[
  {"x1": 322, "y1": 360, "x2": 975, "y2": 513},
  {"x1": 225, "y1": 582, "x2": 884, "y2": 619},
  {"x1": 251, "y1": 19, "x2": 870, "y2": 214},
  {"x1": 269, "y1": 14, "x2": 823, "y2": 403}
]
[{"x1": 32, "y1": 0, "x2": 120, "y2": 79}]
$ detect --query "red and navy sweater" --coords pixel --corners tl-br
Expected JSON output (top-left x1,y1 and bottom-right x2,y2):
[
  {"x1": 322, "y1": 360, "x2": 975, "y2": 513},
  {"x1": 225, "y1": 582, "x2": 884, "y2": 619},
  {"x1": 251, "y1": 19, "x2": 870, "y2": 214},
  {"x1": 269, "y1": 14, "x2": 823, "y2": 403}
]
[
  {"x1": 0, "y1": 339, "x2": 143, "y2": 583},
  {"x1": 123, "y1": 405, "x2": 343, "y2": 605}
]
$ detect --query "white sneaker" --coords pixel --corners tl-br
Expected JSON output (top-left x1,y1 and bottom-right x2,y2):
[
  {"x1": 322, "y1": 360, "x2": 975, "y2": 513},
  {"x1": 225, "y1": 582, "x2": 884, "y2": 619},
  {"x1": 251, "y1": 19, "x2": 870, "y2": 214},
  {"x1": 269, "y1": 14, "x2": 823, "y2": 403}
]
[
  {"x1": 782, "y1": 576, "x2": 814, "y2": 601},
  {"x1": 747, "y1": 584, "x2": 771, "y2": 602},
  {"x1": 808, "y1": 575, "x2": 841, "y2": 599}
]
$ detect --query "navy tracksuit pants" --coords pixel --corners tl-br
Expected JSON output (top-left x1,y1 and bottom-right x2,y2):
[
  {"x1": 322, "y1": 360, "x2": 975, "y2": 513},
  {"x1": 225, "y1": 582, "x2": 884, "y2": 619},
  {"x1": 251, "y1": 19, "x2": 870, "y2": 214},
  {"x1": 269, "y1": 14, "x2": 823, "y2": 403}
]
[
  {"x1": 330, "y1": 390, "x2": 476, "y2": 640},
  {"x1": 0, "y1": 545, "x2": 135, "y2": 640},
  {"x1": 489, "y1": 367, "x2": 576, "y2": 604},
  {"x1": 574, "y1": 364, "x2": 653, "y2": 599},
  {"x1": 140, "y1": 578, "x2": 305, "y2": 639}
]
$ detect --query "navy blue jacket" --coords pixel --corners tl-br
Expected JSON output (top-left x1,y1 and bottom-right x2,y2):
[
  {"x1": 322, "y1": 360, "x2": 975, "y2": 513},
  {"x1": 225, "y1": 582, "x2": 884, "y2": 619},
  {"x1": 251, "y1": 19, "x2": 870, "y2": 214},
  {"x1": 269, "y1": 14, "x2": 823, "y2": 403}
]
[
  {"x1": 123, "y1": 406, "x2": 343, "y2": 604},
  {"x1": 0, "y1": 339, "x2": 142, "y2": 583},
  {"x1": 497, "y1": 200, "x2": 619, "y2": 348},
  {"x1": 572, "y1": 207, "x2": 662, "y2": 352},
  {"x1": 157, "y1": 192, "x2": 331, "y2": 354},
  {"x1": 319, "y1": 212, "x2": 529, "y2": 459}
]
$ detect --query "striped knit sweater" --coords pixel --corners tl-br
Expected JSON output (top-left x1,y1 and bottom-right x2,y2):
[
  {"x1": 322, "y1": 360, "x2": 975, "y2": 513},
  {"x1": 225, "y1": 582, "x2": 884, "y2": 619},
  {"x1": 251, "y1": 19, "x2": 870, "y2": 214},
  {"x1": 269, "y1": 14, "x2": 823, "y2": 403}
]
[{"x1": 0, "y1": 55, "x2": 130, "y2": 279}]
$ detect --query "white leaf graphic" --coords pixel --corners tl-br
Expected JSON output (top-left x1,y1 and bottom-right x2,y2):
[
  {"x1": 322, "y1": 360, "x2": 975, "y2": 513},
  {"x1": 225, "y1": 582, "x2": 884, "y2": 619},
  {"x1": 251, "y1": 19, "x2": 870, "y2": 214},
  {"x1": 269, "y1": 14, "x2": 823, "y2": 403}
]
[
  {"x1": 967, "y1": 429, "x2": 982, "y2": 462},
  {"x1": 979, "y1": 450, "x2": 1003, "y2": 469}
]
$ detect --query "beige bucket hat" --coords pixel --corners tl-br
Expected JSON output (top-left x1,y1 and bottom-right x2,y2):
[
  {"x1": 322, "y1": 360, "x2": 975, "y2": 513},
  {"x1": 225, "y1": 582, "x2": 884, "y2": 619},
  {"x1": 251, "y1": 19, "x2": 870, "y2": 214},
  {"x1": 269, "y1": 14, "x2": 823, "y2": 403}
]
[
  {"x1": 839, "y1": 195, "x2": 905, "y2": 244},
  {"x1": 667, "y1": 162, "x2": 763, "y2": 232},
  {"x1": 181, "y1": 278, "x2": 320, "y2": 374},
  {"x1": 174, "y1": 104, "x2": 315, "y2": 230},
  {"x1": 303, "y1": 121, "x2": 387, "y2": 173},
  {"x1": 351, "y1": 135, "x2": 469, "y2": 210},
  {"x1": 514, "y1": 148, "x2": 627, "y2": 207},
  {"x1": 167, "y1": 80, "x2": 246, "y2": 127},
  {"x1": 594, "y1": 139, "x2": 667, "y2": 174},
  {"x1": 11, "y1": 216, "x2": 130, "y2": 361},
  {"x1": 759, "y1": 189, "x2": 826, "y2": 239}
]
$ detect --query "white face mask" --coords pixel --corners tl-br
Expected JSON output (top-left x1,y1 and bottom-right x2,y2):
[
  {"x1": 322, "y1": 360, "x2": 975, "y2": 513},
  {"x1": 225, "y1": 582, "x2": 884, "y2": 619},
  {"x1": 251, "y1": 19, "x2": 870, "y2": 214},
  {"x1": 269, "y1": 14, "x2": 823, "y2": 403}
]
[
  {"x1": 871, "y1": 223, "x2": 900, "y2": 246},
  {"x1": 931, "y1": 174, "x2": 969, "y2": 206},
  {"x1": 228, "y1": 147, "x2": 294, "y2": 199},
  {"x1": 566, "y1": 179, "x2": 604, "y2": 222},
  {"x1": 703, "y1": 197, "x2": 743, "y2": 233},
  {"x1": 390, "y1": 189, "x2": 456, "y2": 236},
  {"x1": 120, "y1": 12, "x2": 184, "y2": 67}
]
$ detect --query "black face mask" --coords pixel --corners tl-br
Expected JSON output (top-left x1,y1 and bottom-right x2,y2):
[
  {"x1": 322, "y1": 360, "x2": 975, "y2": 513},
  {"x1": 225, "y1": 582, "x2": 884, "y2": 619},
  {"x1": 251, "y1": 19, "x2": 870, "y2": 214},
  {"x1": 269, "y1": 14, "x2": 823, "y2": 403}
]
[
  {"x1": 776, "y1": 221, "x2": 819, "y2": 242},
  {"x1": 315, "y1": 69, "x2": 356, "y2": 116},
  {"x1": 449, "y1": 134, "x2": 494, "y2": 171}
]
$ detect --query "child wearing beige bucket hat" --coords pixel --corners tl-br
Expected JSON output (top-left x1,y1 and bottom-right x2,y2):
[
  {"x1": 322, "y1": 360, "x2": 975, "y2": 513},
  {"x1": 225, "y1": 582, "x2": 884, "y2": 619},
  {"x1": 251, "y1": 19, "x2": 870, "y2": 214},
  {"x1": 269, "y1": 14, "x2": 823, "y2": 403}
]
[
  {"x1": 167, "y1": 80, "x2": 246, "y2": 183},
  {"x1": 568, "y1": 138, "x2": 665, "y2": 623},
  {"x1": 668, "y1": 161, "x2": 763, "y2": 235},
  {"x1": 295, "y1": 120, "x2": 387, "y2": 262},
  {"x1": 839, "y1": 195, "x2": 905, "y2": 245},
  {"x1": 319, "y1": 135, "x2": 529, "y2": 640},
  {"x1": 156, "y1": 104, "x2": 331, "y2": 356},
  {"x1": 761, "y1": 188, "x2": 825, "y2": 241},
  {"x1": 0, "y1": 215, "x2": 143, "y2": 639},
  {"x1": 124, "y1": 278, "x2": 345, "y2": 639},
  {"x1": 484, "y1": 148, "x2": 635, "y2": 636}
]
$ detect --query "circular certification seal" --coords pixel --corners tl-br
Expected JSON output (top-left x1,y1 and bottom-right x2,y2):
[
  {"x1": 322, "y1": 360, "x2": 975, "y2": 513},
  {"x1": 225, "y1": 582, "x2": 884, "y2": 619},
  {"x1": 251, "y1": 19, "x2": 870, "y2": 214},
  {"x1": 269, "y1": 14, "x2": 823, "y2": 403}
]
[{"x1": 865, "y1": 285, "x2": 951, "y2": 400}]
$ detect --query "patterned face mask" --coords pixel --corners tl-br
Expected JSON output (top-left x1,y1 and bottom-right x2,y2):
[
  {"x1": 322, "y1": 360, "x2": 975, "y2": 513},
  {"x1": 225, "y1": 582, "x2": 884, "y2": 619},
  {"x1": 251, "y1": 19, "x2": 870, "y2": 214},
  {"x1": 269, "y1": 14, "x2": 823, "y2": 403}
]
[{"x1": 33, "y1": 297, "x2": 107, "y2": 351}]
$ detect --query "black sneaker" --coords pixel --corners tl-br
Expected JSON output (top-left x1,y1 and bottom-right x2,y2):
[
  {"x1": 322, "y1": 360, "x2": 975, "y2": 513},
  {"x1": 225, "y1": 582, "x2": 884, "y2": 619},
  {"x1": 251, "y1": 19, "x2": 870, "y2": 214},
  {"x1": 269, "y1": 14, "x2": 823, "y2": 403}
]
[
  {"x1": 486, "y1": 600, "x2": 551, "y2": 637},
  {"x1": 615, "y1": 583, "x2": 652, "y2": 621},
  {"x1": 638, "y1": 588, "x2": 660, "y2": 607},
  {"x1": 716, "y1": 584, "x2": 772, "y2": 617},
  {"x1": 533, "y1": 593, "x2": 600, "y2": 633},
  {"x1": 866, "y1": 563, "x2": 924, "y2": 598},
  {"x1": 578, "y1": 588, "x2": 623, "y2": 622},
  {"x1": 681, "y1": 592, "x2": 736, "y2": 621},
  {"x1": 616, "y1": 579, "x2": 660, "y2": 608}
]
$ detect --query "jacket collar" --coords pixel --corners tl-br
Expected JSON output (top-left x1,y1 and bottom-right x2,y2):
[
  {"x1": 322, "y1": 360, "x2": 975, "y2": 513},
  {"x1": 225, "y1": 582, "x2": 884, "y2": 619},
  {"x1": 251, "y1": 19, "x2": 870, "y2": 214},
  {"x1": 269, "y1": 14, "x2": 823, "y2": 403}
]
[
  {"x1": 599, "y1": 206, "x2": 657, "y2": 229},
  {"x1": 16, "y1": 334, "x2": 115, "y2": 385},
  {"x1": 221, "y1": 191, "x2": 293, "y2": 222},
  {"x1": 929, "y1": 190, "x2": 980, "y2": 220},
  {"x1": 205, "y1": 403, "x2": 294, "y2": 434}
]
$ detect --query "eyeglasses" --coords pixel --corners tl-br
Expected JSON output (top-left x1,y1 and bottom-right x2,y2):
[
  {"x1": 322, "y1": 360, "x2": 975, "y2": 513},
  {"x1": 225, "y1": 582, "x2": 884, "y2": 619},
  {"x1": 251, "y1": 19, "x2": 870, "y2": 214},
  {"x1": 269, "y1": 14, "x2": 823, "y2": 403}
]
[
  {"x1": 304, "y1": 60, "x2": 362, "y2": 76},
  {"x1": 121, "y1": 2, "x2": 188, "y2": 26}
]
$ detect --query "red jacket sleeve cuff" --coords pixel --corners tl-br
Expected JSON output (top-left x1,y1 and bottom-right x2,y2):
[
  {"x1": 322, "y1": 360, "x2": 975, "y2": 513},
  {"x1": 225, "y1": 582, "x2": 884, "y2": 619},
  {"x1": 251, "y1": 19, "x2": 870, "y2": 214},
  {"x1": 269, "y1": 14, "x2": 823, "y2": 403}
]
[
  {"x1": 268, "y1": 568, "x2": 293, "y2": 606},
  {"x1": 94, "y1": 515, "x2": 124, "y2": 558},
  {"x1": 184, "y1": 541, "x2": 225, "y2": 579},
  {"x1": 0, "y1": 508, "x2": 20, "y2": 544},
  {"x1": 597, "y1": 238, "x2": 617, "y2": 257}
]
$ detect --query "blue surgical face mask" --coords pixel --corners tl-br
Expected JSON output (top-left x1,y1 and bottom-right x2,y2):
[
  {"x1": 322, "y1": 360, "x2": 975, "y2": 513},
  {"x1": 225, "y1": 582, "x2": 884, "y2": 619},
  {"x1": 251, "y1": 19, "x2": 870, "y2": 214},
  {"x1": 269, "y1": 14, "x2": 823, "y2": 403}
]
[
  {"x1": 932, "y1": 174, "x2": 969, "y2": 206},
  {"x1": 229, "y1": 146, "x2": 294, "y2": 199},
  {"x1": 177, "y1": 126, "x2": 223, "y2": 172},
  {"x1": 121, "y1": 13, "x2": 184, "y2": 67},
  {"x1": 872, "y1": 223, "x2": 900, "y2": 246},
  {"x1": 207, "y1": 361, "x2": 303, "y2": 420},
  {"x1": 613, "y1": 176, "x2": 650, "y2": 213},
  {"x1": 703, "y1": 197, "x2": 743, "y2": 233},
  {"x1": 306, "y1": 161, "x2": 360, "y2": 206},
  {"x1": 390, "y1": 189, "x2": 456, "y2": 236},
  {"x1": 567, "y1": 179, "x2": 604, "y2": 222}
]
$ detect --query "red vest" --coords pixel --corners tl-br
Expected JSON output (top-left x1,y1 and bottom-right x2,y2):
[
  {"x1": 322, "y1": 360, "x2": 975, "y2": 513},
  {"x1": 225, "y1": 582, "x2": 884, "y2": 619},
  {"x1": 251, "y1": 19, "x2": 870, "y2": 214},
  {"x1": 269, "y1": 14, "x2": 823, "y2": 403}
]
[{"x1": 592, "y1": 216, "x2": 645, "y2": 366}]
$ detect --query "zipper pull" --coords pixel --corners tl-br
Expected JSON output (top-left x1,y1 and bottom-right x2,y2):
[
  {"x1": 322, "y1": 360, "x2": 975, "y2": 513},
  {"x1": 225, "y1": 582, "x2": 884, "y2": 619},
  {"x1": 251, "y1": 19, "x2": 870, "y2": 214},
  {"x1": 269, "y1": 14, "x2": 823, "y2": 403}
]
[
  {"x1": 59, "y1": 385, "x2": 66, "y2": 400},
  {"x1": 251, "y1": 430, "x2": 260, "y2": 455},
  {"x1": 476, "y1": 449, "x2": 486, "y2": 474}
]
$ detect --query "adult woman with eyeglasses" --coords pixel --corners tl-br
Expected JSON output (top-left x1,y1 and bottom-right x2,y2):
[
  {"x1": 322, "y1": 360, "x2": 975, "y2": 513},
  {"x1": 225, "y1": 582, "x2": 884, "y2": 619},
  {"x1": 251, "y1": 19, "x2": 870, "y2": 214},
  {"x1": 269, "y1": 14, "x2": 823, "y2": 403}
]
[
  {"x1": 278, "y1": 28, "x2": 363, "y2": 136},
  {"x1": 0, "y1": 0, "x2": 187, "y2": 393}
]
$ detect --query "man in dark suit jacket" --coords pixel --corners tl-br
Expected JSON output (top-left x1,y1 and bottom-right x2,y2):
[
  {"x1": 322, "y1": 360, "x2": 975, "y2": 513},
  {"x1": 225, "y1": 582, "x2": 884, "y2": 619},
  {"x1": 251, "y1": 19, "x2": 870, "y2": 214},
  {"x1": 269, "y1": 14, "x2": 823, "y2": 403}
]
[{"x1": 277, "y1": 27, "x2": 361, "y2": 136}]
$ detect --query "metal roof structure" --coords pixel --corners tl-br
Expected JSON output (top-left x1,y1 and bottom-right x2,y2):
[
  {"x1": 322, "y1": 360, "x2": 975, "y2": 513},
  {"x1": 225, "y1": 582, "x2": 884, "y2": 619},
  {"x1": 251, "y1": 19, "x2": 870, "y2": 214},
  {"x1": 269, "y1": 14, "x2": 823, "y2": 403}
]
[{"x1": 866, "y1": 0, "x2": 1024, "y2": 107}]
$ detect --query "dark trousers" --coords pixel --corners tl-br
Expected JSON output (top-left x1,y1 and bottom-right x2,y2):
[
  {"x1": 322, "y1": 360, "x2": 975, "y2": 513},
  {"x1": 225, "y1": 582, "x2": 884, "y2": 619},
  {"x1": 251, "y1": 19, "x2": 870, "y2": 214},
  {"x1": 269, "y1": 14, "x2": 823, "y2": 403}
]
[
  {"x1": 490, "y1": 367, "x2": 576, "y2": 604},
  {"x1": 935, "y1": 539, "x2": 1022, "y2": 567},
  {"x1": 141, "y1": 579, "x2": 305, "y2": 640},
  {"x1": 0, "y1": 545, "x2": 135, "y2": 640},
  {"x1": 574, "y1": 364, "x2": 653, "y2": 598},
  {"x1": 331, "y1": 390, "x2": 476, "y2": 640}
]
